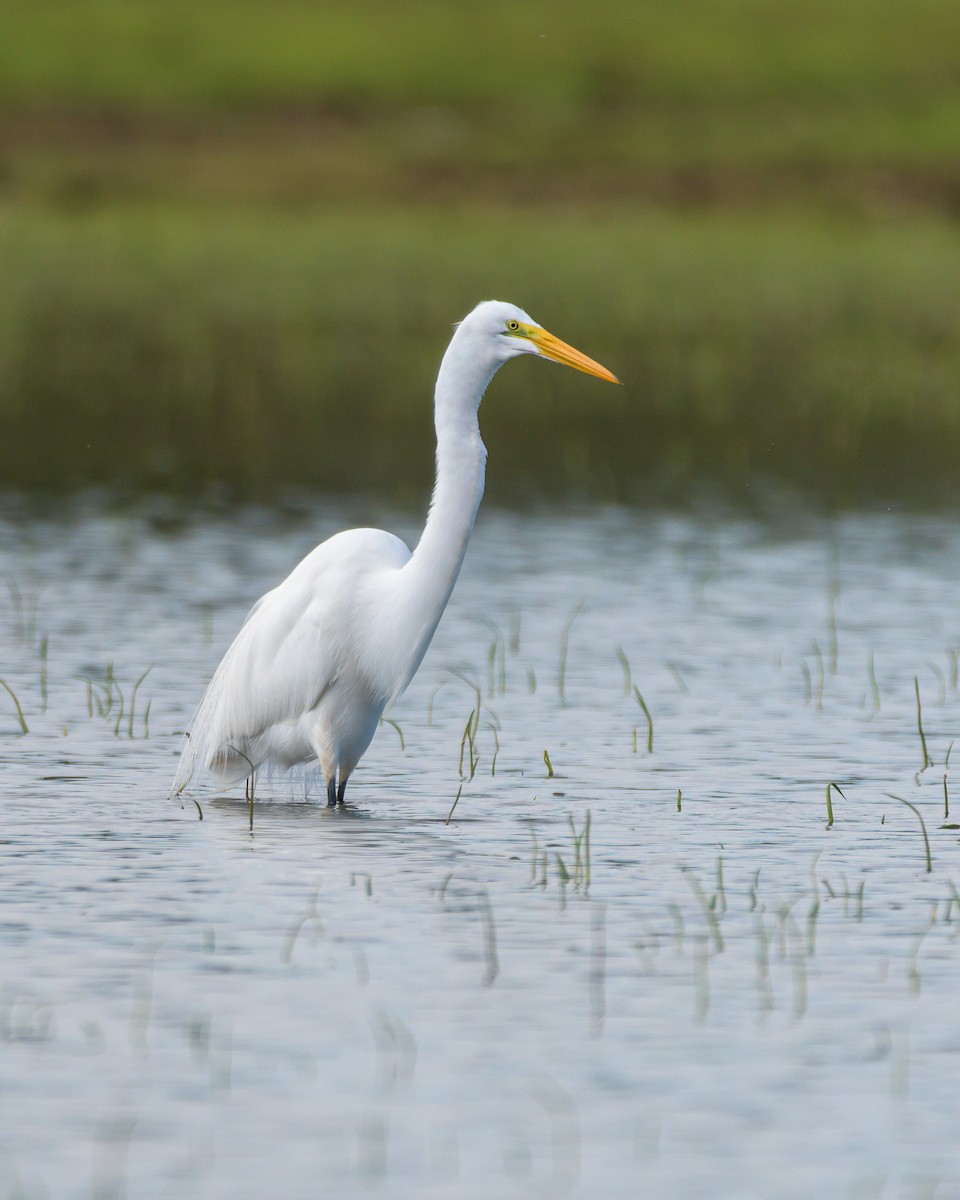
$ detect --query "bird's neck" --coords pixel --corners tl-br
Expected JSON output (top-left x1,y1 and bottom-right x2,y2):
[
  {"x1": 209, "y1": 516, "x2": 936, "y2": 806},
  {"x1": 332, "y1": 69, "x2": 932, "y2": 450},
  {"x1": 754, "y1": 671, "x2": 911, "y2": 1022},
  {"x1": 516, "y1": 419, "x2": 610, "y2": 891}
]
[
  {"x1": 394, "y1": 336, "x2": 495, "y2": 683},
  {"x1": 411, "y1": 342, "x2": 493, "y2": 601}
]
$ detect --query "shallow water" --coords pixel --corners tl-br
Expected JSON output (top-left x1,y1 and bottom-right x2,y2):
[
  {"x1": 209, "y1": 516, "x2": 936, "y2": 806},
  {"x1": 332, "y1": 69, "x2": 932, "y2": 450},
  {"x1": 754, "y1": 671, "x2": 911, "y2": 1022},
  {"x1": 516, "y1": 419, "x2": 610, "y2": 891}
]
[{"x1": 2, "y1": 496, "x2": 960, "y2": 1199}]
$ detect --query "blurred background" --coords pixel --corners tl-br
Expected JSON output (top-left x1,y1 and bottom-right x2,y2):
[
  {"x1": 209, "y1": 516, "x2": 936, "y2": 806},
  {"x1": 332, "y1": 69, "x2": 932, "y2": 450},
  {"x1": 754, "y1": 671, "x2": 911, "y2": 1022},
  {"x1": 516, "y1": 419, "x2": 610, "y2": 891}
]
[{"x1": 2, "y1": 0, "x2": 960, "y2": 507}]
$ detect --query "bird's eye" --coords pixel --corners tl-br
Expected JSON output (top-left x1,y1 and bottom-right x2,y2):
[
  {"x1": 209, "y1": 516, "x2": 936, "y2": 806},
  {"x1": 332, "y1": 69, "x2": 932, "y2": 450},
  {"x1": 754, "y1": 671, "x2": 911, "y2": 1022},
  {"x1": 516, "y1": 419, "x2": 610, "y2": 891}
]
[{"x1": 506, "y1": 320, "x2": 520, "y2": 332}]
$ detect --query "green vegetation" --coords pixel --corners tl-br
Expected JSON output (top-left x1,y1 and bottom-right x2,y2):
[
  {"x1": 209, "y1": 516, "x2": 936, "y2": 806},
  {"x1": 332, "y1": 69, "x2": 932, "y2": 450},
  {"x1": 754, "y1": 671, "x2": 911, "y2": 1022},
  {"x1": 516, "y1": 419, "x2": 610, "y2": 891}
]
[
  {"x1": 3, "y1": 0, "x2": 960, "y2": 208},
  {"x1": 2, "y1": 0, "x2": 960, "y2": 501},
  {"x1": 3, "y1": 0, "x2": 956, "y2": 112},
  {"x1": 0, "y1": 677, "x2": 29, "y2": 734},
  {"x1": 3, "y1": 205, "x2": 960, "y2": 500}
]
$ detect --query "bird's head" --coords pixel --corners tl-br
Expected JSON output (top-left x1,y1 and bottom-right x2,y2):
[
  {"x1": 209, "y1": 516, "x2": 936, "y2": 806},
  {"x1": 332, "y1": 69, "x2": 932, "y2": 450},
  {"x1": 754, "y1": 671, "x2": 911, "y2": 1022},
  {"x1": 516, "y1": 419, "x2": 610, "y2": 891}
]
[{"x1": 462, "y1": 300, "x2": 620, "y2": 384}]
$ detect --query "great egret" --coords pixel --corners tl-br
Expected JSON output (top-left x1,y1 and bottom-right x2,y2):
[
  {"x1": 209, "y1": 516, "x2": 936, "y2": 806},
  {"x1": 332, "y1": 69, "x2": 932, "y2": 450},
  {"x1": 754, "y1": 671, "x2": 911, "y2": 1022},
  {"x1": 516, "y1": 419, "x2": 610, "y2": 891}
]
[{"x1": 172, "y1": 300, "x2": 619, "y2": 806}]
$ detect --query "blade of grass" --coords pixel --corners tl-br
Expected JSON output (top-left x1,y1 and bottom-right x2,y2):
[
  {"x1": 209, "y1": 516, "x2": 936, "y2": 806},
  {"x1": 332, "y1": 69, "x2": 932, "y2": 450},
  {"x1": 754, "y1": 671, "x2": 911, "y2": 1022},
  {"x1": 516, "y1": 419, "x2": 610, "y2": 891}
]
[
  {"x1": 0, "y1": 678, "x2": 28, "y2": 734},
  {"x1": 128, "y1": 666, "x2": 152, "y2": 739},
  {"x1": 633, "y1": 686, "x2": 653, "y2": 753},
  {"x1": 445, "y1": 784, "x2": 463, "y2": 825},
  {"x1": 381, "y1": 716, "x2": 405, "y2": 750},
  {"x1": 915, "y1": 676, "x2": 932, "y2": 770},
  {"x1": 825, "y1": 781, "x2": 845, "y2": 830},
  {"x1": 615, "y1": 644, "x2": 631, "y2": 696},
  {"x1": 558, "y1": 600, "x2": 584, "y2": 702},
  {"x1": 885, "y1": 793, "x2": 933, "y2": 873}
]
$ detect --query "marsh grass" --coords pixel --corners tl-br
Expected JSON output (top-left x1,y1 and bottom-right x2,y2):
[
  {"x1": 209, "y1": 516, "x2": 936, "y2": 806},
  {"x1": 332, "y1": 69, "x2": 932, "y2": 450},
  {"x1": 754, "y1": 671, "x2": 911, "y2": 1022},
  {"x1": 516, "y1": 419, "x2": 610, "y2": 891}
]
[
  {"x1": 632, "y1": 687, "x2": 654, "y2": 754},
  {"x1": 280, "y1": 888, "x2": 324, "y2": 965},
  {"x1": 486, "y1": 721, "x2": 500, "y2": 776},
  {"x1": 666, "y1": 662, "x2": 688, "y2": 694},
  {"x1": 6, "y1": 581, "x2": 41, "y2": 647},
  {"x1": 380, "y1": 717, "x2": 405, "y2": 751},
  {"x1": 827, "y1": 577, "x2": 840, "y2": 676},
  {"x1": 865, "y1": 652, "x2": 881, "y2": 716},
  {"x1": 527, "y1": 814, "x2": 591, "y2": 902},
  {"x1": 801, "y1": 660, "x2": 812, "y2": 706},
  {"x1": 557, "y1": 602, "x2": 584, "y2": 703},
  {"x1": 79, "y1": 664, "x2": 153, "y2": 738},
  {"x1": 812, "y1": 641, "x2": 825, "y2": 711},
  {"x1": 753, "y1": 911, "x2": 774, "y2": 1016},
  {"x1": 128, "y1": 667, "x2": 152, "y2": 739},
  {"x1": 590, "y1": 902, "x2": 606, "y2": 1033},
  {"x1": 926, "y1": 660, "x2": 947, "y2": 704},
  {"x1": 5, "y1": 208, "x2": 960, "y2": 502},
  {"x1": 240, "y1": 764, "x2": 256, "y2": 830},
  {"x1": 477, "y1": 888, "x2": 498, "y2": 988},
  {"x1": 615, "y1": 646, "x2": 631, "y2": 697},
  {"x1": 0, "y1": 677, "x2": 28, "y2": 734},
  {"x1": 458, "y1": 709, "x2": 480, "y2": 781},
  {"x1": 681, "y1": 868, "x2": 724, "y2": 953},
  {"x1": 474, "y1": 617, "x2": 506, "y2": 697},
  {"x1": 886, "y1": 794, "x2": 933, "y2": 874},
  {"x1": 825, "y1": 782, "x2": 845, "y2": 831},
  {"x1": 36, "y1": 634, "x2": 49, "y2": 711},
  {"x1": 567, "y1": 812, "x2": 592, "y2": 894},
  {"x1": 5, "y1": 0, "x2": 960, "y2": 221},
  {"x1": 914, "y1": 677, "x2": 933, "y2": 771}
]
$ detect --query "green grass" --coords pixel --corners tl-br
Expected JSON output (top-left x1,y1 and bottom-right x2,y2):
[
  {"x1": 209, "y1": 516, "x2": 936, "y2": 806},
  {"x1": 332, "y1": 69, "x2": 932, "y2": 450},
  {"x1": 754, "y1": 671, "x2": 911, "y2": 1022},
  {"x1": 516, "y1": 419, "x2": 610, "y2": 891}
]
[
  {"x1": 2, "y1": 0, "x2": 960, "y2": 211},
  {"x1": 4, "y1": 203, "x2": 960, "y2": 501},
  {"x1": 4, "y1": 1, "x2": 959, "y2": 126},
  {"x1": 3, "y1": 1, "x2": 960, "y2": 504}
]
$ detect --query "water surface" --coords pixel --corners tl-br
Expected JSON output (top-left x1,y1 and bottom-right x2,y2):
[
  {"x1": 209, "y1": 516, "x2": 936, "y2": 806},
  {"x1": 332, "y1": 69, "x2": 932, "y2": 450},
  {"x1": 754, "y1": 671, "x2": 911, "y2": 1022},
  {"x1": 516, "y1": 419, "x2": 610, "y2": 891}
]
[{"x1": 2, "y1": 497, "x2": 959, "y2": 1199}]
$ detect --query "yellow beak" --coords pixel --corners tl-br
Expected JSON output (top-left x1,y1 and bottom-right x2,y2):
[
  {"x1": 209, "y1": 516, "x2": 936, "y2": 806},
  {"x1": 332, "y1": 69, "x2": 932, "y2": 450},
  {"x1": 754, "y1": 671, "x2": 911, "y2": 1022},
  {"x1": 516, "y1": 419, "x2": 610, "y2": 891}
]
[{"x1": 529, "y1": 326, "x2": 620, "y2": 384}]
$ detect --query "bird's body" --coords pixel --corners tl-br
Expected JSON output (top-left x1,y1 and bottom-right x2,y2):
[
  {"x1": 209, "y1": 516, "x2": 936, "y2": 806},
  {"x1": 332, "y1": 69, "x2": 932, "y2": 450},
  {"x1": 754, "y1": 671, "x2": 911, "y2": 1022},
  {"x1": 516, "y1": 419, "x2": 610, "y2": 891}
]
[{"x1": 172, "y1": 301, "x2": 617, "y2": 805}]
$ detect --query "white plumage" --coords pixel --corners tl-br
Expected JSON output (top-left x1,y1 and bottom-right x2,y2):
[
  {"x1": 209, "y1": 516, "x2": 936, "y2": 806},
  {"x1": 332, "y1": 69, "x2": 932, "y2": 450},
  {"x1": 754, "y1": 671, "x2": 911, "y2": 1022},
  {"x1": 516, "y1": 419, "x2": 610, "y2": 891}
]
[{"x1": 171, "y1": 300, "x2": 618, "y2": 806}]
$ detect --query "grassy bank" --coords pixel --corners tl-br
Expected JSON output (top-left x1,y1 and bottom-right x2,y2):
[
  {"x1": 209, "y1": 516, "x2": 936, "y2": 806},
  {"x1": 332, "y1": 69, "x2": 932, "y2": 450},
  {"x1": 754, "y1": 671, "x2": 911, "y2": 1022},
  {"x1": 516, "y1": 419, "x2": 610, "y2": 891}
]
[
  {"x1": 5, "y1": 0, "x2": 958, "y2": 121},
  {"x1": 2, "y1": 0, "x2": 960, "y2": 212},
  {"x1": 3, "y1": 204, "x2": 960, "y2": 504}
]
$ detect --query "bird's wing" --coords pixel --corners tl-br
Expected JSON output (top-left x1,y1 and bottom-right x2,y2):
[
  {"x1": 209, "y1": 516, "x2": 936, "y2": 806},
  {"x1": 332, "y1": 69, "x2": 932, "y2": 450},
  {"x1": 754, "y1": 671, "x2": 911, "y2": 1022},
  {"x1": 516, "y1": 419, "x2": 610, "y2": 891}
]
[{"x1": 171, "y1": 528, "x2": 410, "y2": 795}]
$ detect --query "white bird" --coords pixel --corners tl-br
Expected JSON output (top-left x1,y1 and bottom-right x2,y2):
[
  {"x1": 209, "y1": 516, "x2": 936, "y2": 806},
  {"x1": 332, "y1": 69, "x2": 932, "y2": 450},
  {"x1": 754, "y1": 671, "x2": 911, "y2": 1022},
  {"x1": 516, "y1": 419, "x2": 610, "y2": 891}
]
[{"x1": 172, "y1": 300, "x2": 619, "y2": 807}]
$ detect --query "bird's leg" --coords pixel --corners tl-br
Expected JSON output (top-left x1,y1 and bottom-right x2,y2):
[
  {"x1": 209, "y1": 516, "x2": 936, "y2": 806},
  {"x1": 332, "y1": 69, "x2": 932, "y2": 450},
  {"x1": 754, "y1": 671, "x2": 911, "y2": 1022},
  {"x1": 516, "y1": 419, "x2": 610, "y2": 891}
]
[
  {"x1": 326, "y1": 773, "x2": 337, "y2": 808},
  {"x1": 336, "y1": 778, "x2": 348, "y2": 807}
]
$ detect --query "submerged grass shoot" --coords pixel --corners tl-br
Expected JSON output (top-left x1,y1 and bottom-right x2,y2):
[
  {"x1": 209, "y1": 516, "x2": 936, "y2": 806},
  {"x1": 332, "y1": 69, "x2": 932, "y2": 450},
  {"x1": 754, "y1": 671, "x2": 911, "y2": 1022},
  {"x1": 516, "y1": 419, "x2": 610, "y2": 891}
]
[
  {"x1": 558, "y1": 601, "x2": 584, "y2": 703},
  {"x1": 667, "y1": 662, "x2": 689, "y2": 693},
  {"x1": 567, "y1": 811, "x2": 592, "y2": 893},
  {"x1": 445, "y1": 784, "x2": 463, "y2": 825},
  {"x1": 473, "y1": 616, "x2": 506, "y2": 697},
  {"x1": 477, "y1": 888, "x2": 498, "y2": 988},
  {"x1": 926, "y1": 659, "x2": 946, "y2": 704},
  {"x1": 486, "y1": 721, "x2": 500, "y2": 776},
  {"x1": 633, "y1": 687, "x2": 654, "y2": 753},
  {"x1": 458, "y1": 708, "x2": 480, "y2": 781},
  {"x1": 914, "y1": 676, "x2": 932, "y2": 770},
  {"x1": 886, "y1": 793, "x2": 933, "y2": 874},
  {"x1": 128, "y1": 666, "x2": 152, "y2": 740},
  {"x1": 682, "y1": 868, "x2": 724, "y2": 953},
  {"x1": 825, "y1": 782, "x2": 845, "y2": 831},
  {"x1": 0, "y1": 677, "x2": 28, "y2": 734},
  {"x1": 38, "y1": 634, "x2": 48, "y2": 712},
  {"x1": 812, "y1": 641, "x2": 825, "y2": 711},
  {"x1": 615, "y1": 645, "x2": 631, "y2": 697},
  {"x1": 866, "y1": 651, "x2": 881, "y2": 715},
  {"x1": 827, "y1": 576, "x2": 840, "y2": 675},
  {"x1": 753, "y1": 911, "x2": 774, "y2": 1016},
  {"x1": 381, "y1": 717, "x2": 405, "y2": 751}
]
